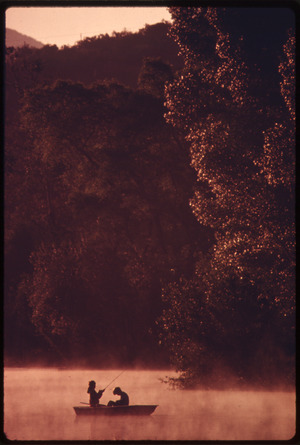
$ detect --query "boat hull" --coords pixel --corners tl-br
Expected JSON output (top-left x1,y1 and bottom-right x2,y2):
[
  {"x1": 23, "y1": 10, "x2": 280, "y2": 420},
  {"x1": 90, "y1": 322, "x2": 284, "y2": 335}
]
[{"x1": 73, "y1": 405, "x2": 158, "y2": 416}]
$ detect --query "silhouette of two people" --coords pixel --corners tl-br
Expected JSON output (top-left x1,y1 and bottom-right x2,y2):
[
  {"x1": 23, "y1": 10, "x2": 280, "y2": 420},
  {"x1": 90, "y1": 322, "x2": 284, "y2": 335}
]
[{"x1": 87, "y1": 381, "x2": 129, "y2": 407}]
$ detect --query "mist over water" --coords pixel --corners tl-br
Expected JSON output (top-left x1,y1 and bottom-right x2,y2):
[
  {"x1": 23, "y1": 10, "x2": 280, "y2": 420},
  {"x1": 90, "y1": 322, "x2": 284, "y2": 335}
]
[{"x1": 4, "y1": 368, "x2": 295, "y2": 441}]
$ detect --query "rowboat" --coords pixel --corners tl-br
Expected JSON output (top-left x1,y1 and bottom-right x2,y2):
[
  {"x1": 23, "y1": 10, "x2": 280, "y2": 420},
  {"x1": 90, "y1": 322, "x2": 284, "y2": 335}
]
[{"x1": 73, "y1": 404, "x2": 158, "y2": 416}]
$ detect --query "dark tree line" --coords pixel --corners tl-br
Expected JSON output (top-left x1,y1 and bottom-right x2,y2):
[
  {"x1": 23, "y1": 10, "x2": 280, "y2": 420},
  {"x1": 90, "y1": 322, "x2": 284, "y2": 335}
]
[
  {"x1": 5, "y1": 11, "x2": 295, "y2": 388},
  {"x1": 6, "y1": 22, "x2": 182, "y2": 92},
  {"x1": 5, "y1": 22, "x2": 209, "y2": 367}
]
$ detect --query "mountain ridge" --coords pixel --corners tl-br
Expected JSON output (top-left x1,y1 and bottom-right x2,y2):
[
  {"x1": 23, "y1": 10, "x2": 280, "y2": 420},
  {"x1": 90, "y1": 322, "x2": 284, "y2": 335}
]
[{"x1": 6, "y1": 28, "x2": 44, "y2": 48}]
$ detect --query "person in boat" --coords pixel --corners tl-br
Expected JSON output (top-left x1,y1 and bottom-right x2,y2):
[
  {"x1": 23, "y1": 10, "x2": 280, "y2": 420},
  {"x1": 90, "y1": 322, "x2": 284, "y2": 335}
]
[
  {"x1": 107, "y1": 387, "x2": 129, "y2": 406},
  {"x1": 87, "y1": 380, "x2": 104, "y2": 406}
]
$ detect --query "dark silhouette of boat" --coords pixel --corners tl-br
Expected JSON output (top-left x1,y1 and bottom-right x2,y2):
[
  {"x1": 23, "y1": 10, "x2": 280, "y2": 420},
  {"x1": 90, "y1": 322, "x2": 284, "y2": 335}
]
[{"x1": 73, "y1": 404, "x2": 158, "y2": 416}]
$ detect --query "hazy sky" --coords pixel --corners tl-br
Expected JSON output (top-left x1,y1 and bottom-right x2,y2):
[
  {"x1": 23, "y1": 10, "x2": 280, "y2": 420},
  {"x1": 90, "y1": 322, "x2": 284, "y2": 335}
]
[{"x1": 5, "y1": 6, "x2": 172, "y2": 47}]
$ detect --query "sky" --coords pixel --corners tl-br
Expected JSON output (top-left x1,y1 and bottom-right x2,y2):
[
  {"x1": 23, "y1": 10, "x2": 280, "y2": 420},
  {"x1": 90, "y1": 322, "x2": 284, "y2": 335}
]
[{"x1": 5, "y1": 6, "x2": 172, "y2": 48}]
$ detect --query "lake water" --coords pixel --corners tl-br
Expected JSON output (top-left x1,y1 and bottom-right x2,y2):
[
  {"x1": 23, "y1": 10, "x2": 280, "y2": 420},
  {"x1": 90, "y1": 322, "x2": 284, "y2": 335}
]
[{"x1": 4, "y1": 368, "x2": 295, "y2": 441}]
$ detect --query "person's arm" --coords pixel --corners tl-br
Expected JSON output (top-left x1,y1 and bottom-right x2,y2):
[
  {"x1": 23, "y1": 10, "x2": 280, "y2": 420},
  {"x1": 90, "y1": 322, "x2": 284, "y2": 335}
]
[{"x1": 97, "y1": 389, "x2": 104, "y2": 400}]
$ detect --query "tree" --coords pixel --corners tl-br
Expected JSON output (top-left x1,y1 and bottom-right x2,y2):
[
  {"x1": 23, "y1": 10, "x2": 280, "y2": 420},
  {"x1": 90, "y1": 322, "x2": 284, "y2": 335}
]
[
  {"x1": 5, "y1": 76, "x2": 208, "y2": 366},
  {"x1": 160, "y1": 7, "x2": 295, "y2": 387},
  {"x1": 138, "y1": 57, "x2": 174, "y2": 98}
]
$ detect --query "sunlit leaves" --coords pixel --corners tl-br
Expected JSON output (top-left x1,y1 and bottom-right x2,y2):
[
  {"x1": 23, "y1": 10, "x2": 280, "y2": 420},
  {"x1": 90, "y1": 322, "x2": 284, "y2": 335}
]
[
  {"x1": 161, "y1": 7, "x2": 295, "y2": 386},
  {"x1": 166, "y1": 6, "x2": 295, "y2": 293},
  {"x1": 279, "y1": 33, "x2": 295, "y2": 120},
  {"x1": 256, "y1": 34, "x2": 295, "y2": 190}
]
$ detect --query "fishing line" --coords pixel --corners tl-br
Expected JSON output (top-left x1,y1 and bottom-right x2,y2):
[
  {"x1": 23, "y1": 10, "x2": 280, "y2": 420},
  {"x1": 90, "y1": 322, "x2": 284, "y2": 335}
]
[{"x1": 103, "y1": 370, "x2": 125, "y2": 391}]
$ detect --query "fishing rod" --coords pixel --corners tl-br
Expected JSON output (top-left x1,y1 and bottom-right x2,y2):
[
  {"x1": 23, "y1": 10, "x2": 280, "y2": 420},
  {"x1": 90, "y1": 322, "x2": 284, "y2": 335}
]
[
  {"x1": 81, "y1": 370, "x2": 125, "y2": 404},
  {"x1": 103, "y1": 370, "x2": 125, "y2": 391}
]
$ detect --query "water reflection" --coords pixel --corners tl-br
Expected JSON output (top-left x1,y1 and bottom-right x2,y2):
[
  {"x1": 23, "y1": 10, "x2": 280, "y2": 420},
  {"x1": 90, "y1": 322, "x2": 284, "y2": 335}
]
[
  {"x1": 75, "y1": 415, "x2": 158, "y2": 441},
  {"x1": 4, "y1": 368, "x2": 295, "y2": 441}
]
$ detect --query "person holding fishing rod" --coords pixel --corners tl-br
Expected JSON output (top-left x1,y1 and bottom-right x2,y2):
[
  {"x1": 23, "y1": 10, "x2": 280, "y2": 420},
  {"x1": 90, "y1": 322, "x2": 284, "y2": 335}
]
[
  {"x1": 87, "y1": 380, "x2": 104, "y2": 407},
  {"x1": 86, "y1": 371, "x2": 126, "y2": 407}
]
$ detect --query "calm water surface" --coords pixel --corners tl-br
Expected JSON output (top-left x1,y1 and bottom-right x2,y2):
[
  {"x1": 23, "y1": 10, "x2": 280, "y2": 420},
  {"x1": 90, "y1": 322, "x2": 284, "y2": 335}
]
[{"x1": 4, "y1": 368, "x2": 295, "y2": 441}]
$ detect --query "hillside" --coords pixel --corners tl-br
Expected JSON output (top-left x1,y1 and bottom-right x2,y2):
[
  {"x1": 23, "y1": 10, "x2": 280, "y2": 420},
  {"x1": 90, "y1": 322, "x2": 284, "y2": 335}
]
[
  {"x1": 6, "y1": 28, "x2": 44, "y2": 48},
  {"x1": 6, "y1": 22, "x2": 183, "y2": 89}
]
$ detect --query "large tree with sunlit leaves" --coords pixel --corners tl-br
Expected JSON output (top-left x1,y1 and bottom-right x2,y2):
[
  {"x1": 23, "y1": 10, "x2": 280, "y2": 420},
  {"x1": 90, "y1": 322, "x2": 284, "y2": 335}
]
[{"x1": 160, "y1": 7, "x2": 295, "y2": 387}]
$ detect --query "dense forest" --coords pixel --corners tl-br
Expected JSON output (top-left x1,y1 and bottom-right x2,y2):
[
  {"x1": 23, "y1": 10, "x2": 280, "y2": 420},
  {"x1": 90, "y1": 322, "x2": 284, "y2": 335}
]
[
  {"x1": 5, "y1": 21, "x2": 202, "y2": 368},
  {"x1": 5, "y1": 12, "x2": 295, "y2": 388}
]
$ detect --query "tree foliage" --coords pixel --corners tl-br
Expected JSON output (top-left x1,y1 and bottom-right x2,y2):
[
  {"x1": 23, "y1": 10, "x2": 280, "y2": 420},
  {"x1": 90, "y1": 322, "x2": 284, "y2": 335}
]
[
  {"x1": 138, "y1": 57, "x2": 174, "y2": 97},
  {"x1": 5, "y1": 64, "x2": 207, "y2": 365},
  {"x1": 4, "y1": 23, "x2": 185, "y2": 366},
  {"x1": 160, "y1": 7, "x2": 295, "y2": 387},
  {"x1": 5, "y1": 12, "x2": 295, "y2": 384}
]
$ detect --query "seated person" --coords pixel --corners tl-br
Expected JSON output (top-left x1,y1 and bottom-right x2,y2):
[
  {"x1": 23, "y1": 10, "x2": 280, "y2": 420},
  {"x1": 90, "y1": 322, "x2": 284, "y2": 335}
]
[
  {"x1": 87, "y1": 380, "x2": 104, "y2": 406},
  {"x1": 107, "y1": 387, "x2": 129, "y2": 406}
]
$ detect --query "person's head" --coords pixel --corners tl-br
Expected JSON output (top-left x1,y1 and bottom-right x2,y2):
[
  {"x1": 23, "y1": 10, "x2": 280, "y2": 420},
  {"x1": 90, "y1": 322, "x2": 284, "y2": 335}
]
[
  {"x1": 113, "y1": 386, "x2": 122, "y2": 395},
  {"x1": 88, "y1": 380, "x2": 96, "y2": 389}
]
